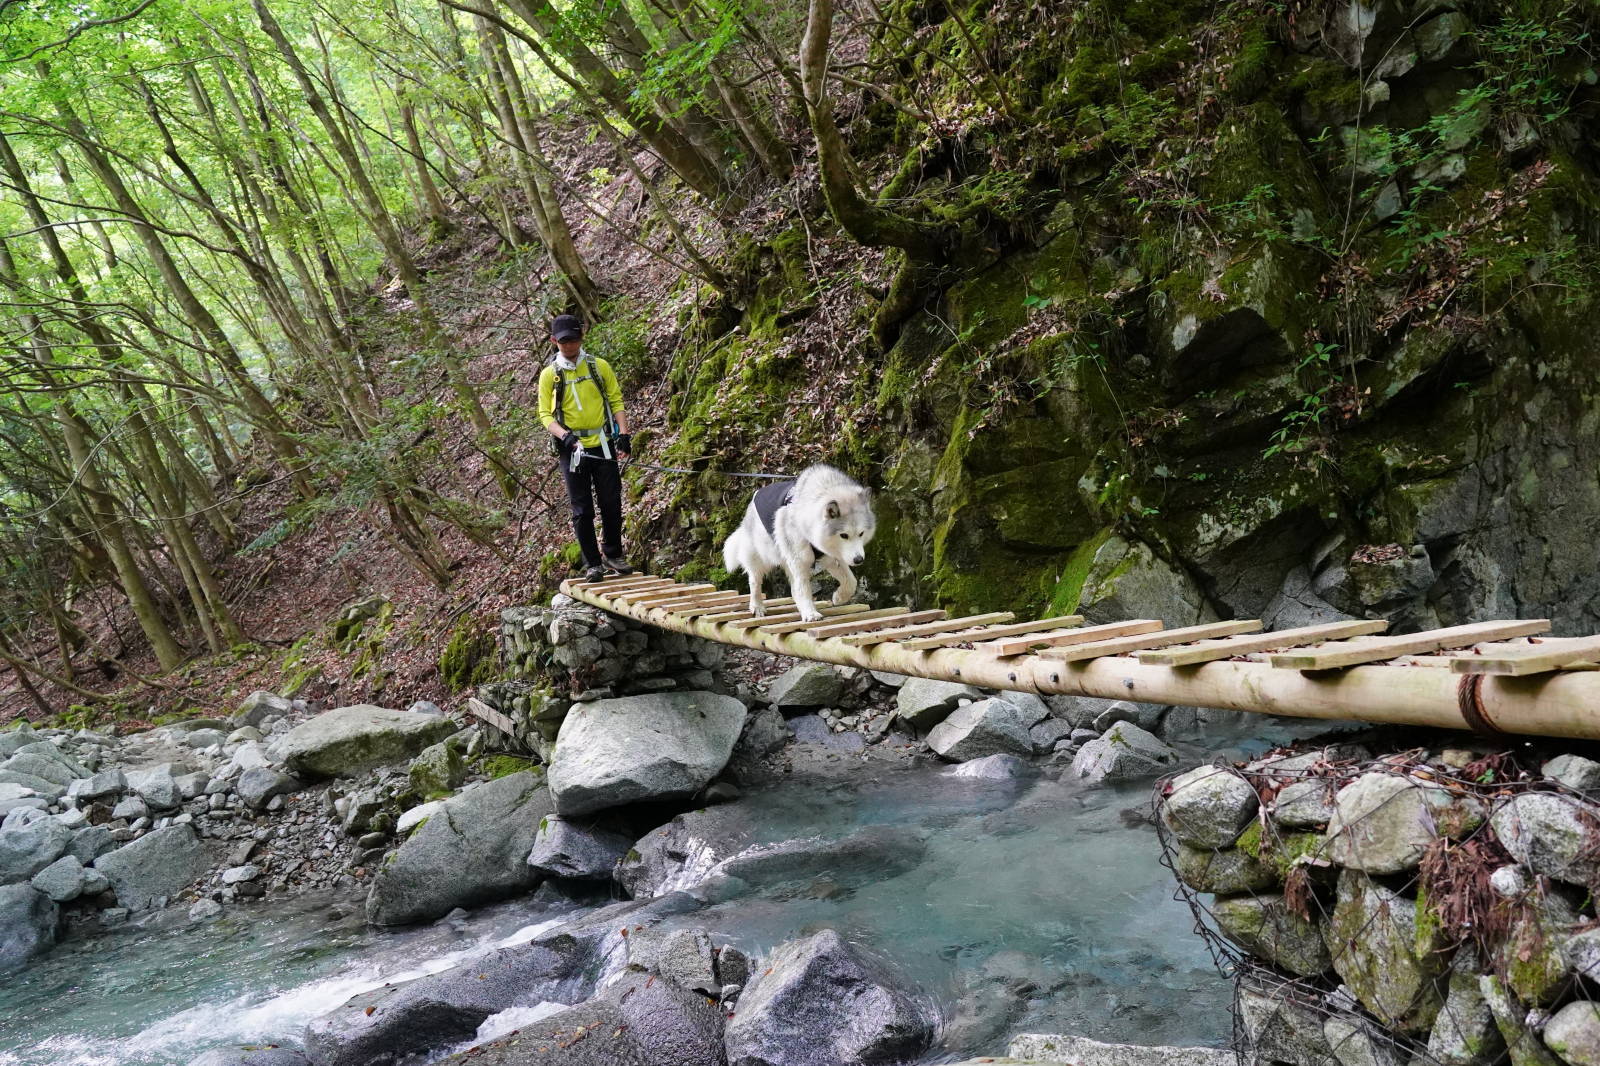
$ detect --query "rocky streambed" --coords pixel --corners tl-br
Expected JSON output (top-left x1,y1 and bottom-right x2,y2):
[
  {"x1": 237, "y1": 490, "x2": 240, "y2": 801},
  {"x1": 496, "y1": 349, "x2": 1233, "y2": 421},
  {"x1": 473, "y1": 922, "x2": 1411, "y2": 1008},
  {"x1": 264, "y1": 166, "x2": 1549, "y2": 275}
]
[{"x1": 0, "y1": 595, "x2": 1361, "y2": 1066}]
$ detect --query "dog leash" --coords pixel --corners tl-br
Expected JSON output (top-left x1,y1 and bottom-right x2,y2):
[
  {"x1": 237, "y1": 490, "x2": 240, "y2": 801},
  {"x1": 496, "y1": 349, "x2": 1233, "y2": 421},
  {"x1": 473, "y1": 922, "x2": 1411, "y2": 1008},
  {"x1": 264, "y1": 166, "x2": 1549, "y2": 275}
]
[{"x1": 622, "y1": 459, "x2": 793, "y2": 481}]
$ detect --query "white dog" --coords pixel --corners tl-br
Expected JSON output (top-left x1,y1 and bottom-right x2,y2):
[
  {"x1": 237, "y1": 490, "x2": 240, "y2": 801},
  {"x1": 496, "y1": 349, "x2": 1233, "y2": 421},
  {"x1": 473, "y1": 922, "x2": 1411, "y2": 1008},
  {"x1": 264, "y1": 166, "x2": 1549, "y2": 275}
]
[{"x1": 722, "y1": 464, "x2": 877, "y2": 622}]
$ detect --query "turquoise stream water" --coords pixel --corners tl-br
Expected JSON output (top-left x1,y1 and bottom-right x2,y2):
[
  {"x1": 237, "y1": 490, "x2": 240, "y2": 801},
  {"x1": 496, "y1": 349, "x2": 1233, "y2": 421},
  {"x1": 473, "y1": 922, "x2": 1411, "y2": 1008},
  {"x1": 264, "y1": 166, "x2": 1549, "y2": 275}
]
[{"x1": 0, "y1": 714, "x2": 1349, "y2": 1065}]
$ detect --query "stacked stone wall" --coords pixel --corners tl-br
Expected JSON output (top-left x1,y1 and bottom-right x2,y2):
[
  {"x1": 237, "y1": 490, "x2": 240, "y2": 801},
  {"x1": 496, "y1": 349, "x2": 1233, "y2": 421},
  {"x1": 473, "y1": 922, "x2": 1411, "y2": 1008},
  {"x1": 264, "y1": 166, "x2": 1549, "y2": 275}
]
[{"x1": 1158, "y1": 744, "x2": 1600, "y2": 1066}]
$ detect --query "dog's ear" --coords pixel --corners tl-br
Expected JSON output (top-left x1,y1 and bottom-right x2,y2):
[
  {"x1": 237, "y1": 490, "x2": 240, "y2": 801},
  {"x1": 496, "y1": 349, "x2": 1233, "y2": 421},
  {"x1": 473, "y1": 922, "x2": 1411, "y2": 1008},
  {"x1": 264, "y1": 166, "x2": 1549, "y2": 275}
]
[{"x1": 825, "y1": 500, "x2": 840, "y2": 520}]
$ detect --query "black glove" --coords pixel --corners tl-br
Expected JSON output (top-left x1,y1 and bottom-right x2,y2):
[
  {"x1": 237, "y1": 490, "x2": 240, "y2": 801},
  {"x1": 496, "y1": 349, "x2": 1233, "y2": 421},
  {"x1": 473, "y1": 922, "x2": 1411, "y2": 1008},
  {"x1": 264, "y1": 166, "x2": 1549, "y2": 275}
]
[
  {"x1": 613, "y1": 433, "x2": 633, "y2": 456},
  {"x1": 556, "y1": 432, "x2": 578, "y2": 456}
]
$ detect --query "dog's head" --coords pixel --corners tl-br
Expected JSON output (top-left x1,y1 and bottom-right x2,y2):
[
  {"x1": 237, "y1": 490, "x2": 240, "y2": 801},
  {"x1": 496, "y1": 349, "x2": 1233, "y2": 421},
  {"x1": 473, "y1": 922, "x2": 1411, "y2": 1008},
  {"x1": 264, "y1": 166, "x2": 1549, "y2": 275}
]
[{"x1": 817, "y1": 491, "x2": 876, "y2": 566}]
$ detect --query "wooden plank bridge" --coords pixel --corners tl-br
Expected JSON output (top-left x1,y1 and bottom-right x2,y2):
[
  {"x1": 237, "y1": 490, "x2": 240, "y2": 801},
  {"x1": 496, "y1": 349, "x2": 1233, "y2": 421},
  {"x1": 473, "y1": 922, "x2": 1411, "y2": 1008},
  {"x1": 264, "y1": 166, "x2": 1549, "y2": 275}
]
[{"x1": 554, "y1": 574, "x2": 1600, "y2": 741}]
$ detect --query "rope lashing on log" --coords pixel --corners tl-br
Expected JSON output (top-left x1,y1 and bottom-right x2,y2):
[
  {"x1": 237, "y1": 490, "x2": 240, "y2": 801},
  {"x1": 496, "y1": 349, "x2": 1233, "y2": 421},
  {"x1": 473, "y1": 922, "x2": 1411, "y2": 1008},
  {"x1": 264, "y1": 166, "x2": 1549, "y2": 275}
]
[{"x1": 548, "y1": 574, "x2": 1600, "y2": 742}]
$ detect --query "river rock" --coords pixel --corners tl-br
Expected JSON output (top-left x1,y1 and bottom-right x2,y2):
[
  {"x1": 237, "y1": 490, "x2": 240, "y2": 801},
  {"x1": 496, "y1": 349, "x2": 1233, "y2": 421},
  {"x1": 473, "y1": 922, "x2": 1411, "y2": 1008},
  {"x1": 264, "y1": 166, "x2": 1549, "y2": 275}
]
[
  {"x1": 1070, "y1": 722, "x2": 1179, "y2": 784},
  {"x1": 1325, "y1": 772, "x2": 1484, "y2": 874},
  {"x1": 1490, "y1": 792, "x2": 1600, "y2": 888},
  {"x1": 895, "y1": 678, "x2": 982, "y2": 731},
  {"x1": 1212, "y1": 893, "x2": 1330, "y2": 977},
  {"x1": 1326, "y1": 869, "x2": 1448, "y2": 1032},
  {"x1": 617, "y1": 804, "x2": 757, "y2": 898},
  {"x1": 705, "y1": 824, "x2": 926, "y2": 902},
  {"x1": 233, "y1": 691, "x2": 293, "y2": 728},
  {"x1": 431, "y1": 968, "x2": 725, "y2": 1066},
  {"x1": 237, "y1": 767, "x2": 301, "y2": 810},
  {"x1": 1480, "y1": 973, "x2": 1564, "y2": 1066},
  {"x1": 765, "y1": 663, "x2": 847, "y2": 709},
  {"x1": 366, "y1": 771, "x2": 551, "y2": 925},
  {"x1": 1270, "y1": 778, "x2": 1339, "y2": 828},
  {"x1": 395, "y1": 800, "x2": 442, "y2": 835},
  {"x1": 1543, "y1": 1001, "x2": 1600, "y2": 1066},
  {"x1": 113, "y1": 795, "x2": 149, "y2": 821},
  {"x1": 0, "y1": 725, "x2": 35, "y2": 758},
  {"x1": 725, "y1": 928, "x2": 934, "y2": 1066},
  {"x1": 547, "y1": 692, "x2": 745, "y2": 816},
  {"x1": 271, "y1": 705, "x2": 457, "y2": 778},
  {"x1": 66, "y1": 769, "x2": 125, "y2": 802},
  {"x1": 0, "y1": 769, "x2": 65, "y2": 800},
  {"x1": 67, "y1": 825, "x2": 115, "y2": 865},
  {"x1": 526, "y1": 815, "x2": 632, "y2": 880},
  {"x1": 1173, "y1": 843, "x2": 1279, "y2": 894},
  {"x1": 1091, "y1": 700, "x2": 1166, "y2": 733},
  {"x1": 1544, "y1": 754, "x2": 1600, "y2": 793},
  {"x1": 1, "y1": 752, "x2": 78, "y2": 788},
  {"x1": 1427, "y1": 949, "x2": 1505, "y2": 1066},
  {"x1": 1323, "y1": 1013, "x2": 1407, "y2": 1066},
  {"x1": 1028, "y1": 718, "x2": 1074, "y2": 754},
  {"x1": 1495, "y1": 882, "x2": 1579, "y2": 1005},
  {"x1": 947, "y1": 753, "x2": 1028, "y2": 780},
  {"x1": 0, "y1": 883, "x2": 57, "y2": 972},
  {"x1": 625, "y1": 925, "x2": 718, "y2": 994},
  {"x1": 186, "y1": 1048, "x2": 311, "y2": 1066},
  {"x1": 126, "y1": 765, "x2": 182, "y2": 811},
  {"x1": 927, "y1": 698, "x2": 1037, "y2": 761},
  {"x1": 1238, "y1": 976, "x2": 1336, "y2": 1066},
  {"x1": 0, "y1": 815, "x2": 71, "y2": 884},
  {"x1": 1161, "y1": 766, "x2": 1258, "y2": 848},
  {"x1": 408, "y1": 740, "x2": 465, "y2": 797},
  {"x1": 307, "y1": 895, "x2": 694, "y2": 1066},
  {"x1": 1007, "y1": 1033, "x2": 1236, "y2": 1066},
  {"x1": 30, "y1": 855, "x2": 85, "y2": 902},
  {"x1": 93, "y1": 824, "x2": 206, "y2": 910}
]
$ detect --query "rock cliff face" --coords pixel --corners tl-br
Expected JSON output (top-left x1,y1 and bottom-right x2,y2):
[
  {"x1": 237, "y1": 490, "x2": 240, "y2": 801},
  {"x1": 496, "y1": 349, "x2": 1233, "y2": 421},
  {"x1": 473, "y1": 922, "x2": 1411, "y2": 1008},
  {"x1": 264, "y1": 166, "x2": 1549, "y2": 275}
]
[{"x1": 658, "y1": 0, "x2": 1600, "y2": 632}]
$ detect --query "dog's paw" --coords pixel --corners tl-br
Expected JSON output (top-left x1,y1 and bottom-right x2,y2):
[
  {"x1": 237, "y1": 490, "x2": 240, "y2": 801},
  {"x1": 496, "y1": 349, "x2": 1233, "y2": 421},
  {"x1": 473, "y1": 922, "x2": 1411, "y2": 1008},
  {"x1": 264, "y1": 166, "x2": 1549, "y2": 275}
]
[
  {"x1": 830, "y1": 588, "x2": 855, "y2": 606},
  {"x1": 749, "y1": 602, "x2": 767, "y2": 618},
  {"x1": 799, "y1": 607, "x2": 824, "y2": 623}
]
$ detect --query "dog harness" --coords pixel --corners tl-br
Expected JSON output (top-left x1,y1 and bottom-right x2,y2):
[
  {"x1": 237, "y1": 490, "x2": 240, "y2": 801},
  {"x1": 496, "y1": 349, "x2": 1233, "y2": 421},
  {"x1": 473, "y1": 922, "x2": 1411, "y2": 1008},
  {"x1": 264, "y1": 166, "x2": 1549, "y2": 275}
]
[{"x1": 753, "y1": 479, "x2": 797, "y2": 536}]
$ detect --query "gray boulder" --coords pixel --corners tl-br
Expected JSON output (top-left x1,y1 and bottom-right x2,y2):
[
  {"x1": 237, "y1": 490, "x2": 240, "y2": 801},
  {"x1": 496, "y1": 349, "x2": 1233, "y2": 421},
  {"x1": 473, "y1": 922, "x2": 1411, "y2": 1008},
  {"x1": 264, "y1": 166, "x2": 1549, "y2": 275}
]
[
  {"x1": 724, "y1": 929, "x2": 935, "y2": 1066},
  {"x1": 0, "y1": 883, "x2": 57, "y2": 971},
  {"x1": 1212, "y1": 894, "x2": 1330, "y2": 977},
  {"x1": 1270, "y1": 778, "x2": 1339, "y2": 828},
  {"x1": 547, "y1": 692, "x2": 746, "y2": 816},
  {"x1": 1070, "y1": 722, "x2": 1179, "y2": 784},
  {"x1": 1028, "y1": 718, "x2": 1074, "y2": 754},
  {"x1": 1543, "y1": 754, "x2": 1600, "y2": 793},
  {"x1": 126, "y1": 765, "x2": 181, "y2": 811},
  {"x1": 366, "y1": 771, "x2": 551, "y2": 925},
  {"x1": 1427, "y1": 950, "x2": 1505, "y2": 1066},
  {"x1": 1172, "y1": 844, "x2": 1279, "y2": 894},
  {"x1": 112, "y1": 794, "x2": 149, "y2": 821},
  {"x1": 93, "y1": 824, "x2": 207, "y2": 910},
  {"x1": 233, "y1": 690, "x2": 293, "y2": 728},
  {"x1": 30, "y1": 855, "x2": 85, "y2": 902},
  {"x1": 237, "y1": 767, "x2": 301, "y2": 810},
  {"x1": 0, "y1": 815, "x2": 72, "y2": 885},
  {"x1": 1326, "y1": 772, "x2": 1484, "y2": 875},
  {"x1": 1543, "y1": 1001, "x2": 1600, "y2": 1066},
  {"x1": 67, "y1": 825, "x2": 116, "y2": 865},
  {"x1": 705, "y1": 825, "x2": 925, "y2": 902},
  {"x1": 1090, "y1": 700, "x2": 1166, "y2": 733},
  {"x1": 946, "y1": 754, "x2": 1028, "y2": 780},
  {"x1": 1490, "y1": 792, "x2": 1600, "y2": 888},
  {"x1": 308, "y1": 896, "x2": 694, "y2": 1066},
  {"x1": 625, "y1": 925, "x2": 718, "y2": 994},
  {"x1": 1323, "y1": 1013, "x2": 1408, "y2": 1066},
  {"x1": 1, "y1": 752, "x2": 78, "y2": 787},
  {"x1": 618, "y1": 805, "x2": 759, "y2": 899},
  {"x1": 1238, "y1": 977, "x2": 1335, "y2": 1066},
  {"x1": 1160, "y1": 765, "x2": 1258, "y2": 848},
  {"x1": 926, "y1": 698, "x2": 1037, "y2": 761},
  {"x1": 67, "y1": 768, "x2": 125, "y2": 802},
  {"x1": 271, "y1": 705, "x2": 457, "y2": 779},
  {"x1": 0, "y1": 769, "x2": 64, "y2": 800},
  {"x1": 894, "y1": 678, "x2": 982, "y2": 732},
  {"x1": 527, "y1": 815, "x2": 632, "y2": 880},
  {"x1": 1480, "y1": 974, "x2": 1563, "y2": 1066},
  {"x1": 0, "y1": 724, "x2": 36, "y2": 758},
  {"x1": 430, "y1": 969, "x2": 725, "y2": 1066},
  {"x1": 186, "y1": 1049, "x2": 310, "y2": 1066},
  {"x1": 765, "y1": 664, "x2": 847, "y2": 709},
  {"x1": 1326, "y1": 869, "x2": 1449, "y2": 1032}
]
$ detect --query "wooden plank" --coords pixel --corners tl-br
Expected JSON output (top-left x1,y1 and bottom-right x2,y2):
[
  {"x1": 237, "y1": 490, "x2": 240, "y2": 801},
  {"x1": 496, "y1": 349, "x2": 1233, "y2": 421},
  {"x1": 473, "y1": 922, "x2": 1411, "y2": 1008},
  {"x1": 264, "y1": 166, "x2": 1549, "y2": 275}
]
[
  {"x1": 568, "y1": 574, "x2": 667, "y2": 592},
  {"x1": 1040, "y1": 620, "x2": 1263, "y2": 663},
  {"x1": 1450, "y1": 635, "x2": 1600, "y2": 676},
  {"x1": 899, "y1": 615, "x2": 1085, "y2": 651},
  {"x1": 650, "y1": 591, "x2": 744, "y2": 612},
  {"x1": 723, "y1": 603, "x2": 872, "y2": 631},
  {"x1": 675, "y1": 597, "x2": 795, "y2": 620},
  {"x1": 841, "y1": 612, "x2": 1016, "y2": 648},
  {"x1": 618, "y1": 583, "x2": 715, "y2": 604},
  {"x1": 1269, "y1": 619, "x2": 1552, "y2": 671},
  {"x1": 1137, "y1": 619, "x2": 1390, "y2": 667},
  {"x1": 756, "y1": 606, "x2": 911, "y2": 635},
  {"x1": 465, "y1": 697, "x2": 516, "y2": 736},
  {"x1": 985, "y1": 619, "x2": 1164, "y2": 657},
  {"x1": 807, "y1": 610, "x2": 947, "y2": 640}
]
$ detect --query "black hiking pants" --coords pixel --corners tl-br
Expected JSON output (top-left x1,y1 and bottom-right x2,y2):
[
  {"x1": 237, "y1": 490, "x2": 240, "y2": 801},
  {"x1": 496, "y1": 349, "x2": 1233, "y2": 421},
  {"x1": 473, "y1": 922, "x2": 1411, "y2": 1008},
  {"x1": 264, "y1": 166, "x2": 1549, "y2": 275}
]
[{"x1": 558, "y1": 452, "x2": 623, "y2": 567}]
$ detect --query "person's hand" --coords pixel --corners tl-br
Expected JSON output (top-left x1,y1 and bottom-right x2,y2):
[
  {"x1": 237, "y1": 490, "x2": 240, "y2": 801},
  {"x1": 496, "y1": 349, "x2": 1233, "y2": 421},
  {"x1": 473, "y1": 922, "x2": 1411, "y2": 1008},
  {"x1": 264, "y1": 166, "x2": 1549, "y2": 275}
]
[
  {"x1": 614, "y1": 432, "x2": 632, "y2": 457},
  {"x1": 557, "y1": 432, "x2": 578, "y2": 457}
]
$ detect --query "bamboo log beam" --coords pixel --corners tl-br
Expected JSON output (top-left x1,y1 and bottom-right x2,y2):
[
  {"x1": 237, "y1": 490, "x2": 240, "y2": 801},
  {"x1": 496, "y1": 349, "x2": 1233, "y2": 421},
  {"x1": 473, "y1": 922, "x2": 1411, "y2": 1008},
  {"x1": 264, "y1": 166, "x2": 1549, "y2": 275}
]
[{"x1": 562, "y1": 580, "x2": 1600, "y2": 741}]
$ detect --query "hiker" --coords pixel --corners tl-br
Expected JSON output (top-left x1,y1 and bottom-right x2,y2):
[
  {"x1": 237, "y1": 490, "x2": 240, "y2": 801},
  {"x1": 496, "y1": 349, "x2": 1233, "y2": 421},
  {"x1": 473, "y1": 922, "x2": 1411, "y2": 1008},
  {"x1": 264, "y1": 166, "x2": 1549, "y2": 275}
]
[{"x1": 537, "y1": 314, "x2": 636, "y2": 582}]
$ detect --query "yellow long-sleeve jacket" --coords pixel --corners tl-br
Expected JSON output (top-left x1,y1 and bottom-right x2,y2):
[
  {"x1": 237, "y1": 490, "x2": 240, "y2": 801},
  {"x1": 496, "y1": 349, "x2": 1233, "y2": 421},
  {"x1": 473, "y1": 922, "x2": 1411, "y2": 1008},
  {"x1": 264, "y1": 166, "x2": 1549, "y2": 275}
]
[{"x1": 537, "y1": 353, "x2": 625, "y2": 447}]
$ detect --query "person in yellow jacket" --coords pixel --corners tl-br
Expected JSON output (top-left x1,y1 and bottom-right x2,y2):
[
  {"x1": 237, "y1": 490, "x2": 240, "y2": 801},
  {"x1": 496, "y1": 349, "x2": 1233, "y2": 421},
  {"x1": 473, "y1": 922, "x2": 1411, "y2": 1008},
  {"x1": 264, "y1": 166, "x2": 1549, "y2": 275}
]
[{"x1": 537, "y1": 314, "x2": 636, "y2": 582}]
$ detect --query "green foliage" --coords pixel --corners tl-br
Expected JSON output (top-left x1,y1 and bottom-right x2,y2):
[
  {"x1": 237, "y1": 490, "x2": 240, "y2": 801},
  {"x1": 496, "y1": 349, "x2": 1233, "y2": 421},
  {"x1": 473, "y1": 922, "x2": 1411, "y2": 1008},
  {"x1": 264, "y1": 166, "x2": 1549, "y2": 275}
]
[
  {"x1": 1264, "y1": 343, "x2": 1342, "y2": 463},
  {"x1": 438, "y1": 616, "x2": 498, "y2": 692}
]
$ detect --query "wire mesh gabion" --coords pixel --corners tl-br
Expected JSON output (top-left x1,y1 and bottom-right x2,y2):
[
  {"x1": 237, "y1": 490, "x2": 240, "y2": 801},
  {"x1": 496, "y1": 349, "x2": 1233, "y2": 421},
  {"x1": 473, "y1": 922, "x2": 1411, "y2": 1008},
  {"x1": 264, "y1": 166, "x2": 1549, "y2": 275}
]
[{"x1": 1152, "y1": 738, "x2": 1600, "y2": 1066}]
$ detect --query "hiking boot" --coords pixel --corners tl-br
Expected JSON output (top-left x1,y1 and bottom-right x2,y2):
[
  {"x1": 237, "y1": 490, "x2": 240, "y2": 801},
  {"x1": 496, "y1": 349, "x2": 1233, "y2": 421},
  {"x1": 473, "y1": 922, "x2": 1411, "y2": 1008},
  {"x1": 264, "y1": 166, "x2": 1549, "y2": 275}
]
[
  {"x1": 584, "y1": 566, "x2": 606, "y2": 583},
  {"x1": 602, "y1": 556, "x2": 636, "y2": 576}
]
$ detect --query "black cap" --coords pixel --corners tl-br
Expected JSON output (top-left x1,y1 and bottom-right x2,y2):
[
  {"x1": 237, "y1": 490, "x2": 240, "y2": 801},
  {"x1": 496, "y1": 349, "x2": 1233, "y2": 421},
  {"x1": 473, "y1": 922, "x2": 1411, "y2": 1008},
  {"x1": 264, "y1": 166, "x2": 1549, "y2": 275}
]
[{"x1": 551, "y1": 314, "x2": 583, "y2": 342}]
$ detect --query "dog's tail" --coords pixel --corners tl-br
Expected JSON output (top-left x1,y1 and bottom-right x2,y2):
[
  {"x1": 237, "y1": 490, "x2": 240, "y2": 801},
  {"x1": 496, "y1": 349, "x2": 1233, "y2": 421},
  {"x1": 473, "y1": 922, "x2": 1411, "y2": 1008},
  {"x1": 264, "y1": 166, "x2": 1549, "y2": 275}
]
[{"x1": 722, "y1": 527, "x2": 748, "y2": 576}]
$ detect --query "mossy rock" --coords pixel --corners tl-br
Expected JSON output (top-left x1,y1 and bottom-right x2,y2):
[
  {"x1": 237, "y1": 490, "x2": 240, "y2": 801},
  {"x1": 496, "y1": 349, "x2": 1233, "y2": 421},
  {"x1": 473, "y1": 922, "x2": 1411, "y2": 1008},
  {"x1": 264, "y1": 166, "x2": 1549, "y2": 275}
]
[
  {"x1": 439, "y1": 617, "x2": 498, "y2": 692},
  {"x1": 481, "y1": 754, "x2": 539, "y2": 780}
]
